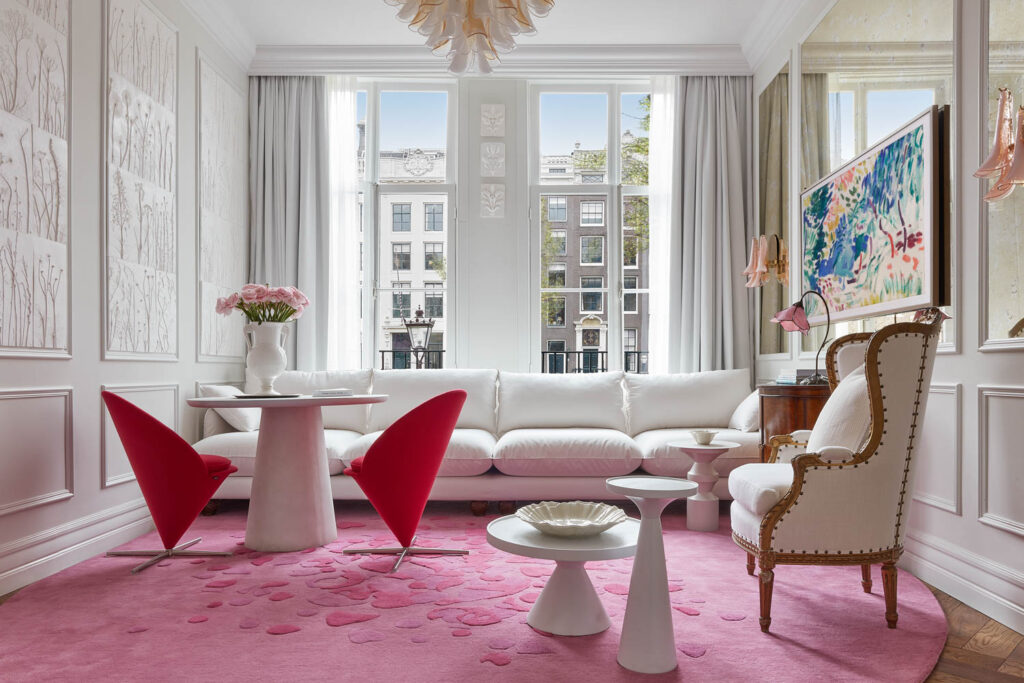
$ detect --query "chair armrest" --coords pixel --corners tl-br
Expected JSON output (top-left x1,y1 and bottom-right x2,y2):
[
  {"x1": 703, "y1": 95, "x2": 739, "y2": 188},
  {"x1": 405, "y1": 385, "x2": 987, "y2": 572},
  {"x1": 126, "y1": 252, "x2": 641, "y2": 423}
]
[
  {"x1": 817, "y1": 446, "x2": 856, "y2": 463},
  {"x1": 767, "y1": 432, "x2": 810, "y2": 463}
]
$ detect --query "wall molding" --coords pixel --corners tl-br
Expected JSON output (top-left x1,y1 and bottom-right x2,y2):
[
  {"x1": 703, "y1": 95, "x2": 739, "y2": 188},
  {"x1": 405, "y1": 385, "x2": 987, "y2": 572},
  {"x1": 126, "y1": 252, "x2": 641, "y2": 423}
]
[
  {"x1": 249, "y1": 44, "x2": 753, "y2": 76},
  {"x1": 179, "y1": 0, "x2": 256, "y2": 70},
  {"x1": 0, "y1": 497, "x2": 146, "y2": 558},
  {"x1": 912, "y1": 383, "x2": 962, "y2": 515},
  {"x1": 742, "y1": 0, "x2": 813, "y2": 73},
  {"x1": 0, "y1": 388, "x2": 74, "y2": 518},
  {"x1": 100, "y1": 383, "x2": 179, "y2": 488},
  {"x1": 978, "y1": 385, "x2": 1024, "y2": 538}
]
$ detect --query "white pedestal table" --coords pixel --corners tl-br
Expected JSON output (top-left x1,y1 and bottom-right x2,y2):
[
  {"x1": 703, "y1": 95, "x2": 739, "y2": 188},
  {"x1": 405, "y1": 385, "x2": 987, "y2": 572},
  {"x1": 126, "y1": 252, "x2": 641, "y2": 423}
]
[{"x1": 187, "y1": 394, "x2": 387, "y2": 552}]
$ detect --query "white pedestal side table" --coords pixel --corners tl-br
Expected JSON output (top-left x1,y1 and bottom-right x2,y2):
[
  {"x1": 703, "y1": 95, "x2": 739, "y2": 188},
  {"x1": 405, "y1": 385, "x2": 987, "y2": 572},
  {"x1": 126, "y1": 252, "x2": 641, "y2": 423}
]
[
  {"x1": 606, "y1": 476, "x2": 698, "y2": 674},
  {"x1": 668, "y1": 440, "x2": 740, "y2": 532},
  {"x1": 187, "y1": 394, "x2": 386, "y2": 552},
  {"x1": 486, "y1": 514, "x2": 639, "y2": 636}
]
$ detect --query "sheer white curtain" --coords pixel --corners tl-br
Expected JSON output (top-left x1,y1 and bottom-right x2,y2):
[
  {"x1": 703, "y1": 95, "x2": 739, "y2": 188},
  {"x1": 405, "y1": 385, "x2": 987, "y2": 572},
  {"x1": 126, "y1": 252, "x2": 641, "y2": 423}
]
[
  {"x1": 649, "y1": 75, "x2": 755, "y2": 374},
  {"x1": 326, "y1": 76, "x2": 361, "y2": 370}
]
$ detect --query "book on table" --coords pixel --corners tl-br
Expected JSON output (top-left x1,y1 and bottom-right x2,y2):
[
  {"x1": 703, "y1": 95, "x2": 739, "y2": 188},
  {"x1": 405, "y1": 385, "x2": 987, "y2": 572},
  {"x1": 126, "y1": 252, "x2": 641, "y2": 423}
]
[{"x1": 312, "y1": 388, "x2": 353, "y2": 397}]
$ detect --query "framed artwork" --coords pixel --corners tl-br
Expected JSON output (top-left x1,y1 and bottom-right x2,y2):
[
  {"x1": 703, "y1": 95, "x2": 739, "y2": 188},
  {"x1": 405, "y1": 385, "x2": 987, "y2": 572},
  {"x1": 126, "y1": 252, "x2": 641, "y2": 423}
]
[{"x1": 800, "y1": 105, "x2": 949, "y2": 325}]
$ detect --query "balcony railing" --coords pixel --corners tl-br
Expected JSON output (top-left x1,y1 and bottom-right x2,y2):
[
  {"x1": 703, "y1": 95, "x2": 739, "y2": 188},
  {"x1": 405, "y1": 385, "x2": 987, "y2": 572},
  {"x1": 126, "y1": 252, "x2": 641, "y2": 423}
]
[
  {"x1": 379, "y1": 349, "x2": 445, "y2": 370},
  {"x1": 541, "y1": 351, "x2": 649, "y2": 374}
]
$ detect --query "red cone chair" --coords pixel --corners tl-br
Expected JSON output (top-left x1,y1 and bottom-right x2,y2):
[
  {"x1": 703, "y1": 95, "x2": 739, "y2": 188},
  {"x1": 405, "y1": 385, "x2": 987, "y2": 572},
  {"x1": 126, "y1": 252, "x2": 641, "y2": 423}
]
[
  {"x1": 344, "y1": 390, "x2": 467, "y2": 572},
  {"x1": 101, "y1": 391, "x2": 238, "y2": 573}
]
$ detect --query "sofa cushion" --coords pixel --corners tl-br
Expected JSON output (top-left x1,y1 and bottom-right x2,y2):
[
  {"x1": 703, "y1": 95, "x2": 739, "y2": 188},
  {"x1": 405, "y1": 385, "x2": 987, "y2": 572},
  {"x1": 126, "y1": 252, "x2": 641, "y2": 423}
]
[
  {"x1": 368, "y1": 369, "x2": 497, "y2": 433},
  {"x1": 728, "y1": 390, "x2": 760, "y2": 432},
  {"x1": 342, "y1": 428, "x2": 495, "y2": 477},
  {"x1": 271, "y1": 370, "x2": 372, "y2": 432},
  {"x1": 497, "y1": 371, "x2": 626, "y2": 433},
  {"x1": 636, "y1": 428, "x2": 760, "y2": 478},
  {"x1": 493, "y1": 428, "x2": 640, "y2": 477},
  {"x1": 198, "y1": 384, "x2": 260, "y2": 432},
  {"x1": 192, "y1": 429, "x2": 361, "y2": 477},
  {"x1": 625, "y1": 369, "x2": 751, "y2": 436},
  {"x1": 805, "y1": 364, "x2": 871, "y2": 456},
  {"x1": 728, "y1": 463, "x2": 794, "y2": 515}
]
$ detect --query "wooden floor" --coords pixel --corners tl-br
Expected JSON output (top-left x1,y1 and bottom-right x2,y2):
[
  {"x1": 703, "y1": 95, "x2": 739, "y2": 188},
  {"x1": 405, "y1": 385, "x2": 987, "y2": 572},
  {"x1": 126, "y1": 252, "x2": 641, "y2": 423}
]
[{"x1": 1, "y1": 580, "x2": 1021, "y2": 680}]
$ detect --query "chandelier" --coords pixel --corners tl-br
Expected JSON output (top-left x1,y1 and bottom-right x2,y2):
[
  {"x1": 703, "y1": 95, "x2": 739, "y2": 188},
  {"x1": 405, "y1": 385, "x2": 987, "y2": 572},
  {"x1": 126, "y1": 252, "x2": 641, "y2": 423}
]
[
  {"x1": 384, "y1": 0, "x2": 554, "y2": 74},
  {"x1": 976, "y1": 87, "x2": 1024, "y2": 201}
]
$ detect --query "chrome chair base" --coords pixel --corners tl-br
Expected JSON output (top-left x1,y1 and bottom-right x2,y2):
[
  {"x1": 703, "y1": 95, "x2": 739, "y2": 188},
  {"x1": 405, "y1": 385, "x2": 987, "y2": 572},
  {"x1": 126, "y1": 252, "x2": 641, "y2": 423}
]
[
  {"x1": 343, "y1": 536, "x2": 469, "y2": 572},
  {"x1": 106, "y1": 537, "x2": 232, "y2": 574}
]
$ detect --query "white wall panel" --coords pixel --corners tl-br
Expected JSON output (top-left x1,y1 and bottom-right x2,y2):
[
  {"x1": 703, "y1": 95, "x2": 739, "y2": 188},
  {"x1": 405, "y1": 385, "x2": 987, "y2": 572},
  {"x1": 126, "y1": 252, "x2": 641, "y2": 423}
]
[
  {"x1": 913, "y1": 384, "x2": 962, "y2": 514},
  {"x1": 0, "y1": 389, "x2": 73, "y2": 517},
  {"x1": 979, "y1": 386, "x2": 1024, "y2": 538},
  {"x1": 100, "y1": 384, "x2": 179, "y2": 488}
]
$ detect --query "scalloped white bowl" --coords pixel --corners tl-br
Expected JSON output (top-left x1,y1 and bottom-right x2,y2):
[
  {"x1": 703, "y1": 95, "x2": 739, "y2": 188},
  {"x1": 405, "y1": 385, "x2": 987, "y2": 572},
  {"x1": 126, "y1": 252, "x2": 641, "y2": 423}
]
[{"x1": 515, "y1": 501, "x2": 628, "y2": 538}]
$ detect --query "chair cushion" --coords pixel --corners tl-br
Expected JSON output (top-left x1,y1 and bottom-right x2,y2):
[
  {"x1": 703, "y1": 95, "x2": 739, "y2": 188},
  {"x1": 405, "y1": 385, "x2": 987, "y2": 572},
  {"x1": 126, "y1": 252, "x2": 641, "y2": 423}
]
[
  {"x1": 498, "y1": 371, "x2": 627, "y2": 433},
  {"x1": 368, "y1": 369, "x2": 497, "y2": 433},
  {"x1": 728, "y1": 390, "x2": 760, "y2": 432},
  {"x1": 199, "y1": 453, "x2": 235, "y2": 475},
  {"x1": 730, "y1": 499, "x2": 764, "y2": 547},
  {"x1": 493, "y1": 428, "x2": 641, "y2": 476},
  {"x1": 192, "y1": 429, "x2": 361, "y2": 476},
  {"x1": 805, "y1": 364, "x2": 871, "y2": 455},
  {"x1": 198, "y1": 384, "x2": 260, "y2": 432},
  {"x1": 625, "y1": 370, "x2": 751, "y2": 435},
  {"x1": 271, "y1": 370, "x2": 372, "y2": 432},
  {"x1": 636, "y1": 428, "x2": 760, "y2": 478},
  {"x1": 342, "y1": 428, "x2": 495, "y2": 477},
  {"x1": 727, "y1": 463, "x2": 794, "y2": 515}
]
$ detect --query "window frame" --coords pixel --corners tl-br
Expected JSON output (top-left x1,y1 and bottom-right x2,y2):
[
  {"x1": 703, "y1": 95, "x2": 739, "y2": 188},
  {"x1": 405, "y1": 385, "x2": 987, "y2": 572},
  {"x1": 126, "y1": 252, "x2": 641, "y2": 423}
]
[
  {"x1": 547, "y1": 196, "x2": 567, "y2": 222},
  {"x1": 424, "y1": 202, "x2": 444, "y2": 231},
  {"x1": 580, "y1": 200, "x2": 605, "y2": 227},
  {"x1": 580, "y1": 276, "x2": 604, "y2": 313},
  {"x1": 424, "y1": 241, "x2": 444, "y2": 270},
  {"x1": 391, "y1": 202, "x2": 412, "y2": 231},
  {"x1": 579, "y1": 235, "x2": 605, "y2": 266}
]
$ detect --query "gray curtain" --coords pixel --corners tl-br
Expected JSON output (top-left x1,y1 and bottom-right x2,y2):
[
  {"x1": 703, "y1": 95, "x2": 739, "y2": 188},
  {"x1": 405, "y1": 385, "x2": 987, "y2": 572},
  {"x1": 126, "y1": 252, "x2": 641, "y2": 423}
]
[
  {"x1": 800, "y1": 73, "x2": 830, "y2": 353},
  {"x1": 249, "y1": 76, "x2": 330, "y2": 371},
  {"x1": 758, "y1": 73, "x2": 789, "y2": 355},
  {"x1": 676, "y1": 76, "x2": 755, "y2": 372}
]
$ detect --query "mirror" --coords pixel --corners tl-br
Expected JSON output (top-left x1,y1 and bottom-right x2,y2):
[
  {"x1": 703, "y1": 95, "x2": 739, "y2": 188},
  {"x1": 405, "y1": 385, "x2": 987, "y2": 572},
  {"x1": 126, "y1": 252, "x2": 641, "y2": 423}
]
[
  {"x1": 986, "y1": 0, "x2": 1024, "y2": 342},
  {"x1": 798, "y1": 0, "x2": 955, "y2": 353},
  {"x1": 758, "y1": 62, "x2": 790, "y2": 355}
]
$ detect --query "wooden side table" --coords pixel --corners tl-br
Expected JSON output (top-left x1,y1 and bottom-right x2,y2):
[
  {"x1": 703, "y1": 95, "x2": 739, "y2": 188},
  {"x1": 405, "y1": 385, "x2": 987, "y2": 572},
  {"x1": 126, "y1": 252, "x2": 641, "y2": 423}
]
[{"x1": 757, "y1": 383, "x2": 831, "y2": 462}]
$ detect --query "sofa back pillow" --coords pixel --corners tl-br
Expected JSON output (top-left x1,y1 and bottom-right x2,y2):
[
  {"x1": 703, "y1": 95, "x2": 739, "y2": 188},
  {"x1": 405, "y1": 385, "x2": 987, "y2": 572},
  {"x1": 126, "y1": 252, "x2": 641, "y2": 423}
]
[
  {"x1": 625, "y1": 369, "x2": 751, "y2": 435},
  {"x1": 199, "y1": 384, "x2": 260, "y2": 432},
  {"x1": 368, "y1": 369, "x2": 498, "y2": 433},
  {"x1": 498, "y1": 371, "x2": 627, "y2": 433},
  {"x1": 272, "y1": 369, "x2": 372, "y2": 432}
]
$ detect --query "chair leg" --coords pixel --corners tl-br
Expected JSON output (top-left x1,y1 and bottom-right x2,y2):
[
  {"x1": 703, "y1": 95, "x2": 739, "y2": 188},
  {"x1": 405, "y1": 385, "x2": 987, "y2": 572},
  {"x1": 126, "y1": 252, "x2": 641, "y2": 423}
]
[
  {"x1": 470, "y1": 501, "x2": 488, "y2": 516},
  {"x1": 106, "y1": 537, "x2": 232, "y2": 574},
  {"x1": 747, "y1": 552, "x2": 756, "y2": 576},
  {"x1": 758, "y1": 562, "x2": 774, "y2": 633},
  {"x1": 498, "y1": 501, "x2": 516, "y2": 515},
  {"x1": 861, "y1": 564, "x2": 873, "y2": 593},
  {"x1": 881, "y1": 561, "x2": 898, "y2": 628},
  {"x1": 201, "y1": 499, "x2": 220, "y2": 516},
  {"x1": 343, "y1": 536, "x2": 469, "y2": 573}
]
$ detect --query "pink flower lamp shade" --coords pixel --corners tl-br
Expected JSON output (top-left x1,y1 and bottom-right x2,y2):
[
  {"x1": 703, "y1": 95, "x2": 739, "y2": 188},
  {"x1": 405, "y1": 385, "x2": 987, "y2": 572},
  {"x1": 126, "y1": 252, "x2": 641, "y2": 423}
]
[
  {"x1": 977, "y1": 88, "x2": 1024, "y2": 201},
  {"x1": 772, "y1": 290, "x2": 831, "y2": 385}
]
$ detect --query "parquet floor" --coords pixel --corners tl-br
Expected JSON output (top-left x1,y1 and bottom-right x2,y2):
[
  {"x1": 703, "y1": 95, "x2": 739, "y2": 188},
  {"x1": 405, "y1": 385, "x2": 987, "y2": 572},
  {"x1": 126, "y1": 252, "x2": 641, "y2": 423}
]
[{"x1": 1, "y1": 581, "x2": 1021, "y2": 680}]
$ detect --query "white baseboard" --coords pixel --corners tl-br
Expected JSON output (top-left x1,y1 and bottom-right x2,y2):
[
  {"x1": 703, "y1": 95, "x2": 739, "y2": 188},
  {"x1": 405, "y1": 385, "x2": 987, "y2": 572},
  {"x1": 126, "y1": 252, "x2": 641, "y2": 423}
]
[
  {"x1": 901, "y1": 532, "x2": 1024, "y2": 634},
  {"x1": 0, "y1": 502, "x2": 154, "y2": 597}
]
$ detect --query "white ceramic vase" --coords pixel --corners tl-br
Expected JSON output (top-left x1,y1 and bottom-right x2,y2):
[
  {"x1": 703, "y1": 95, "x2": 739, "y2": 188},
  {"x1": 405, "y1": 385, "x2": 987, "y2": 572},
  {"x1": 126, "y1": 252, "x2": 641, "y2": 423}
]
[{"x1": 244, "y1": 322, "x2": 290, "y2": 394}]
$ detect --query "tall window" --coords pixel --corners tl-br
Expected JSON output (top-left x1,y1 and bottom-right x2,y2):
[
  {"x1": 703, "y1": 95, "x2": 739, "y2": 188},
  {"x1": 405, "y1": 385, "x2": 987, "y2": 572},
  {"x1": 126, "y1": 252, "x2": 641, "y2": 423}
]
[
  {"x1": 548, "y1": 196, "x2": 567, "y2": 221},
  {"x1": 425, "y1": 282, "x2": 444, "y2": 317},
  {"x1": 545, "y1": 295, "x2": 566, "y2": 327},
  {"x1": 392, "y1": 242, "x2": 411, "y2": 270},
  {"x1": 392, "y1": 282, "x2": 411, "y2": 318},
  {"x1": 548, "y1": 263, "x2": 566, "y2": 287},
  {"x1": 623, "y1": 275, "x2": 638, "y2": 313},
  {"x1": 424, "y1": 242, "x2": 443, "y2": 270},
  {"x1": 580, "y1": 201, "x2": 604, "y2": 226},
  {"x1": 425, "y1": 203, "x2": 443, "y2": 231},
  {"x1": 551, "y1": 229, "x2": 567, "y2": 256},
  {"x1": 392, "y1": 203, "x2": 411, "y2": 231},
  {"x1": 581, "y1": 276, "x2": 603, "y2": 312},
  {"x1": 580, "y1": 236, "x2": 604, "y2": 265}
]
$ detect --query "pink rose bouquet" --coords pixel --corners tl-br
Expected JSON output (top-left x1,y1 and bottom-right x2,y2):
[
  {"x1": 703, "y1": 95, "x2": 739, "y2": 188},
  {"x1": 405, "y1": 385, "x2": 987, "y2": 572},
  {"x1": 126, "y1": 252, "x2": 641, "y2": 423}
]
[{"x1": 216, "y1": 284, "x2": 309, "y2": 323}]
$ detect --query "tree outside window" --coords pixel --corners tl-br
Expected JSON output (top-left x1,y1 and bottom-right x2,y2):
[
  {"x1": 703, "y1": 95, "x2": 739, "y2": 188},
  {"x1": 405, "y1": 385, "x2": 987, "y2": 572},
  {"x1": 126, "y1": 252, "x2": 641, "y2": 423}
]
[{"x1": 424, "y1": 242, "x2": 443, "y2": 270}]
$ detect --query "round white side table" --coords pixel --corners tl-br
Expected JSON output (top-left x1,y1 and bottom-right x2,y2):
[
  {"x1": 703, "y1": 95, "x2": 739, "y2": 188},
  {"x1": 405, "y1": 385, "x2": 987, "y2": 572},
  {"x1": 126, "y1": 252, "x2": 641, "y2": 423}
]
[
  {"x1": 486, "y1": 514, "x2": 639, "y2": 636},
  {"x1": 605, "y1": 476, "x2": 698, "y2": 675},
  {"x1": 187, "y1": 394, "x2": 386, "y2": 552},
  {"x1": 667, "y1": 440, "x2": 740, "y2": 532}
]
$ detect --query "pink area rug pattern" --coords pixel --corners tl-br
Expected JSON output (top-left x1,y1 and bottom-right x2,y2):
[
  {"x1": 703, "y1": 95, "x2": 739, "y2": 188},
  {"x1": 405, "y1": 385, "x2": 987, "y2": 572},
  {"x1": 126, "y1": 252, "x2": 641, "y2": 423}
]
[{"x1": 0, "y1": 503, "x2": 945, "y2": 681}]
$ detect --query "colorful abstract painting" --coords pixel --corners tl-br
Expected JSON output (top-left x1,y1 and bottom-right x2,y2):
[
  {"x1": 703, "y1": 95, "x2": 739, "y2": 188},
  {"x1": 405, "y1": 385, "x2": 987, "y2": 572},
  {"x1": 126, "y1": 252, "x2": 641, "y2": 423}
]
[{"x1": 801, "y1": 107, "x2": 944, "y2": 324}]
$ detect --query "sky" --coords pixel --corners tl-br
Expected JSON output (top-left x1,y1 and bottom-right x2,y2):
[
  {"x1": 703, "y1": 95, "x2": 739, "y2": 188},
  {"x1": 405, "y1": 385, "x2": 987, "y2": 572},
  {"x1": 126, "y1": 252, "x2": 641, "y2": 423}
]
[
  {"x1": 829, "y1": 88, "x2": 934, "y2": 166},
  {"x1": 356, "y1": 90, "x2": 649, "y2": 155}
]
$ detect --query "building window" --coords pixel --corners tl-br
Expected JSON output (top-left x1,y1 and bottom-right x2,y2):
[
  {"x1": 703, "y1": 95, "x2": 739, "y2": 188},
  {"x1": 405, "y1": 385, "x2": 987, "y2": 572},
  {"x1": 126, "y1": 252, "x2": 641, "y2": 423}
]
[
  {"x1": 392, "y1": 203, "x2": 411, "y2": 231},
  {"x1": 392, "y1": 242, "x2": 411, "y2": 270},
  {"x1": 545, "y1": 295, "x2": 566, "y2": 327},
  {"x1": 392, "y1": 282, "x2": 411, "y2": 318},
  {"x1": 624, "y1": 275, "x2": 638, "y2": 313},
  {"x1": 424, "y1": 242, "x2": 443, "y2": 270},
  {"x1": 580, "y1": 276, "x2": 603, "y2": 313},
  {"x1": 548, "y1": 196, "x2": 567, "y2": 222},
  {"x1": 580, "y1": 201, "x2": 604, "y2": 226},
  {"x1": 581, "y1": 174, "x2": 604, "y2": 184},
  {"x1": 425, "y1": 203, "x2": 444, "y2": 231},
  {"x1": 547, "y1": 263, "x2": 566, "y2": 288},
  {"x1": 425, "y1": 282, "x2": 444, "y2": 318},
  {"x1": 551, "y1": 229, "x2": 567, "y2": 256},
  {"x1": 580, "y1": 236, "x2": 604, "y2": 265},
  {"x1": 546, "y1": 339, "x2": 566, "y2": 373}
]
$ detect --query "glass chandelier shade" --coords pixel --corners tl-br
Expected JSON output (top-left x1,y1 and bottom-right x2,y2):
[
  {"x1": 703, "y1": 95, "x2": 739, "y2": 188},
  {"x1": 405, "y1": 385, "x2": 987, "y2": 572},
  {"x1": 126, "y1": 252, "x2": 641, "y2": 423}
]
[{"x1": 743, "y1": 234, "x2": 788, "y2": 288}]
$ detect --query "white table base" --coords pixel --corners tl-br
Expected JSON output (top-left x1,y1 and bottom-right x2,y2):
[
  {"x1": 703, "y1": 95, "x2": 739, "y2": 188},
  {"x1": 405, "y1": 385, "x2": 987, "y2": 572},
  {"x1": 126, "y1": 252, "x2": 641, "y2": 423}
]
[
  {"x1": 528, "y1": 560, "x2": 611, "y2": 636},
  {"x1": 686, "y1": 453, "x2": 722, "y2": 532},
  {"x1": 246, "y1": 406, "x2": 337, "y2": 552},
  {"x1": 617, "y1": 496, "x2": 677, "y2": 674}
]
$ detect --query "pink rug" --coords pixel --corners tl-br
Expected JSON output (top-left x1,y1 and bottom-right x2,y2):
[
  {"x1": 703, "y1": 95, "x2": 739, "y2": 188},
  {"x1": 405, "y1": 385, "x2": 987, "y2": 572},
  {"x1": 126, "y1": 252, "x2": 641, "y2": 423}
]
[{"x1": 0, "y1": 503, "x2": 945, "y2": 681}]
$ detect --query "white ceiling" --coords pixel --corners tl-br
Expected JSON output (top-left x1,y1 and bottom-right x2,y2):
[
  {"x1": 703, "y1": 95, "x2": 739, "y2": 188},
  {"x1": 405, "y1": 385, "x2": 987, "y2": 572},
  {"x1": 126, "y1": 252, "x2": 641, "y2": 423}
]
[{"x1": 212, "y1": 0, "x2": 779, "y2": 46}]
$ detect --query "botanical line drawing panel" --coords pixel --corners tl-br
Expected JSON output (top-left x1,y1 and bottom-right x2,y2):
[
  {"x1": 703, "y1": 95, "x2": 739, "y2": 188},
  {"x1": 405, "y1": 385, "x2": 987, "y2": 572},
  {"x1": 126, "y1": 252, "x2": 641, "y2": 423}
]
[
  {"x1": 197, "y1": 52, "x2": 246, "y2": 361},
  {"x1": 104, "y1": 0, "x2": 178, "y2": 359},
  {"x1": 0, "y1": 0, "x2": 70, "y2": 356}
]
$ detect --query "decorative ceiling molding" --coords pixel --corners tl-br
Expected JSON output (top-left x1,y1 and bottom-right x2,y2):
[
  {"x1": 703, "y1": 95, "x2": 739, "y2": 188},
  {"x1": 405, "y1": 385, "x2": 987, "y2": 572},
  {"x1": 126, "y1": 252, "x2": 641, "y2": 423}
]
[
  {"x1": 802, "y1": 42, "x2": 954, "y2": 75},
  {"x1": 741, "y1": 0, "x2": 811, "y2": 72},
  {"x1": 181, "y1": 0, "x2": 257, "y2": 70},
  {"x1": 248, "y1": 44, "x2": 752, "y2": 76}
]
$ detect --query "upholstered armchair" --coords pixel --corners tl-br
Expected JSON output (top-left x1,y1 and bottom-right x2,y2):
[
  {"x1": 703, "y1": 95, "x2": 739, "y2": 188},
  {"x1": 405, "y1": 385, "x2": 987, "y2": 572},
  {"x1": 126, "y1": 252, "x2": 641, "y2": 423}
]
[{"x1": 728, "y1": 311, "x2": 944, "y2": 633}]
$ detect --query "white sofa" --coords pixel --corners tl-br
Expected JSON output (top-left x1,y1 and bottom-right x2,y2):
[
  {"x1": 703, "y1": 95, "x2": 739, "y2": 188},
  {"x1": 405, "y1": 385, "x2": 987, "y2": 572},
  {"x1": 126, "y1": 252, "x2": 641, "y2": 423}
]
[{"x1": 193, "y1": 368, "x2": 761, "y2": 502}]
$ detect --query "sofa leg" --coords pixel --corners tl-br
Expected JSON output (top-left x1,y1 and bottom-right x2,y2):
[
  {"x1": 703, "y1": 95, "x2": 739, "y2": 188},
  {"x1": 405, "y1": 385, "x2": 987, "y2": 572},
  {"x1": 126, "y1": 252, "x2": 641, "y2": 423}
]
[
  {"x1": 470, "y1": 501, "x2": 488, "y2": 517},
  {"x1": 201, "y1": 499, "x2": 220, "y2": 516},
  {"x1": 498, "y1": 501, "x2": 516, "y2": 515},
  {"x1": 882, "y1": 561, "x2": 898, "y2": 628},
  {"x1": 758, "y1": 564, "x2": 774, "y2": 633},
  {"x1": 747, "y1": 552, "x2": 755, "y2": 576},
  {"x1": 861, "y1": 564, "x2": 873, "y2": 593}
]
